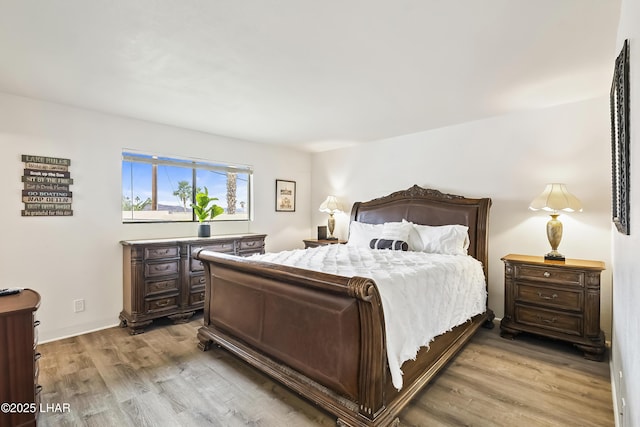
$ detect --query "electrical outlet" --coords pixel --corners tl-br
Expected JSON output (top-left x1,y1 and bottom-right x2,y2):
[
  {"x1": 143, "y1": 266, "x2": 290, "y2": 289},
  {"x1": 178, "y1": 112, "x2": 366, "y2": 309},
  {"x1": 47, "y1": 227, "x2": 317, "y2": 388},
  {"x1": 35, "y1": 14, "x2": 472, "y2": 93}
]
[{"x1": 73, "y1": 299, "x2": 85, "y2": 313}]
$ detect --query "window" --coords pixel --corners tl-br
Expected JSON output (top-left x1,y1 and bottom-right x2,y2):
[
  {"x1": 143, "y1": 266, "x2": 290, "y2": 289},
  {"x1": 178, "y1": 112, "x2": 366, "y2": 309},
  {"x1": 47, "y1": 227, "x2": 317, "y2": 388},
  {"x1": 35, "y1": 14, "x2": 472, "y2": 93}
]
[{"x1": 122, "y1": 151, "x2": 252, "y2": 223}]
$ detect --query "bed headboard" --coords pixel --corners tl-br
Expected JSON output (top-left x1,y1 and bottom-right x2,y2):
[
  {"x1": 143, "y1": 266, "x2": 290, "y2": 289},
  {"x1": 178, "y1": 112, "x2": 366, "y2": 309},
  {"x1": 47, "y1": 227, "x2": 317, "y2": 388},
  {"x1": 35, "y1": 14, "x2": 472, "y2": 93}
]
[{"x1": 350, "y1": 185, "x2": 492, "y2": 274}]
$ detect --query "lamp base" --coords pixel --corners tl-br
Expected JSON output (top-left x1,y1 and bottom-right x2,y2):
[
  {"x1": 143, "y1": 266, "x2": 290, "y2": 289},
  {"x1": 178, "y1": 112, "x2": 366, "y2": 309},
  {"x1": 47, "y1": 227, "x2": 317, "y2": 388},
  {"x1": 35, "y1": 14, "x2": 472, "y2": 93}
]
[{"x1": 544, "y1": 251, "x2": 565, "y2": 261}]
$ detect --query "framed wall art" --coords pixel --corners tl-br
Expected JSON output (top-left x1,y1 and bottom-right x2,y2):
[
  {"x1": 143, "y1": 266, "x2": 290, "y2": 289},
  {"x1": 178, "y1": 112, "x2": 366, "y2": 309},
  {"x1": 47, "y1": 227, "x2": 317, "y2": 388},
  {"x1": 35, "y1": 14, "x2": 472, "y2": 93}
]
[
  {"x1": 610, "y1": 39, "x2": 630, "y2": 235},
  {"x1": 275, "y1": 179, "x2": 296, "y2": 212}
]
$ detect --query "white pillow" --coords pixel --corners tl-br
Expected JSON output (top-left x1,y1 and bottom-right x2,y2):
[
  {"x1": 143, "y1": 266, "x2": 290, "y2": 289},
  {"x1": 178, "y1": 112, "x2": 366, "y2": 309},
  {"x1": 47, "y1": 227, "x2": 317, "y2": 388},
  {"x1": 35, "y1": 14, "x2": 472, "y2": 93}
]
[
  {"x1": 402, "y1": 219, "x2": 425, "y2": 251},
  {"x1": 413, "y1": 224, "x2": 470, "y2": 256},
  {"x1": 380, "y1": 221, "x2": 413, "y2": 243},
  {"x1": 346, "y1": 221, "x2": 384, "y2": 247}
]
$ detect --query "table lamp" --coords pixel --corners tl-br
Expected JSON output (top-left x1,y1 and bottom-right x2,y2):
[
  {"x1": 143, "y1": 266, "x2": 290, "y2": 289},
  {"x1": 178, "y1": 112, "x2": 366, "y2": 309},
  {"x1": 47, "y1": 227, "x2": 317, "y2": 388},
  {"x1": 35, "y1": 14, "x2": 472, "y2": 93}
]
[
  {"x1": 319, "y1": 196, "x2": 342, "y2": 240},
  {"x1": 529, "y1": 183, "x2": 582, "y2": 261}
]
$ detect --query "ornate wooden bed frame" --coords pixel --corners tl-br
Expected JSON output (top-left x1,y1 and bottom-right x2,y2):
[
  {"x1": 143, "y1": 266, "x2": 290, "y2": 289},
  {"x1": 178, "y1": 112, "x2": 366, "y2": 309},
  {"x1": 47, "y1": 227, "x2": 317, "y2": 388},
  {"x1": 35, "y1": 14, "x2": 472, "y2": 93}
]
[{"x1": 195, "y1": 185, "x2": 493, "y2": 427}]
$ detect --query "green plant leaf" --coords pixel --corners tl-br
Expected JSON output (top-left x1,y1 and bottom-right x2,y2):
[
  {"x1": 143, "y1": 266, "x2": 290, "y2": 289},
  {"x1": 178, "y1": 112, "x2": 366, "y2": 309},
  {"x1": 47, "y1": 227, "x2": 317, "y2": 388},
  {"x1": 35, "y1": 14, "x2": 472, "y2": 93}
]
[{"x1": 190, "y1": 186, "x2": 223, "y2": 222}]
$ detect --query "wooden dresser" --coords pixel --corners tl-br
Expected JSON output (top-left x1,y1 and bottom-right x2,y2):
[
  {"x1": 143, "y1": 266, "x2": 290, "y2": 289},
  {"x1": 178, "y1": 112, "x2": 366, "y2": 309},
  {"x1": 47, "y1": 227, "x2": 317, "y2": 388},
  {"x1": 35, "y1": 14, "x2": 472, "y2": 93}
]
[
  {"x1": 120, "y1": 234, "x2": 266, "y2": 334},
  {"x1": 0, "y1": 289, "x2": 41, "y2": 427},
  {"x1": 500, "y1": 254, "x2": 606, "y2": 360}
]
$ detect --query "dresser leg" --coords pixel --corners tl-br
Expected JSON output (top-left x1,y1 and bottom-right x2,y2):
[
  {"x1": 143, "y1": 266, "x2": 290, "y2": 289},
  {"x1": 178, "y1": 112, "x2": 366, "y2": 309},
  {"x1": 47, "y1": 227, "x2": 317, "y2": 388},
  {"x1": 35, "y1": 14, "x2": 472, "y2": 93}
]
[
  {"x1": 575, "y1": 342, "x2": 606, "y2": 361},
  {"x1": 168, "y1": 311, "x2": 195, "y2": 324},
  {"x1": 126, "y1": 320, "x2": 152, "y2": 335}
]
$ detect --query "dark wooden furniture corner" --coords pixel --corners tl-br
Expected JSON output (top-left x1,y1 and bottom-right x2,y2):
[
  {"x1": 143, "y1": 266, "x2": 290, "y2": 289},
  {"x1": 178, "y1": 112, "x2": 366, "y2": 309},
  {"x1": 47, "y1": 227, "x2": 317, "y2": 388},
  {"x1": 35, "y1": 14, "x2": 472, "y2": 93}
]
[
  {"x1": 500, "y1": 254, "x2": 606, "y2": 361},
  {"x1": 0, "y1": 289, "x2": 41, "y2": 427}
]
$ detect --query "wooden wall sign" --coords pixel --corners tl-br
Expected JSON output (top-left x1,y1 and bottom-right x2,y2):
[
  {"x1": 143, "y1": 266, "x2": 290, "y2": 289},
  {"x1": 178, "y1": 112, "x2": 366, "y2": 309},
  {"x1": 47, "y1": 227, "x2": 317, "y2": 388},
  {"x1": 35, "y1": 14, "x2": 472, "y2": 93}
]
[{"x1": 21, "y1": 155, "x2": 73, "y2": 216}]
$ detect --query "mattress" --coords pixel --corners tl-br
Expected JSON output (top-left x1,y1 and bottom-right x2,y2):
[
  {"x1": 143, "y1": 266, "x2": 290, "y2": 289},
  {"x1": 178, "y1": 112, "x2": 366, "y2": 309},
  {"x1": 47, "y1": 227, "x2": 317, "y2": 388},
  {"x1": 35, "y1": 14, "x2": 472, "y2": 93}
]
[{"x1": 251, "y1": 244, "x2": 487, "y2": 390}]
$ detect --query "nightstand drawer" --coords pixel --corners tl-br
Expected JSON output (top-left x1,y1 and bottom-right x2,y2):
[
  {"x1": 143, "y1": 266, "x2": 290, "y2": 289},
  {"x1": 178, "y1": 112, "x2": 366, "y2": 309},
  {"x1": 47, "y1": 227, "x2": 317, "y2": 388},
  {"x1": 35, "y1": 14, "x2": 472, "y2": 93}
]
[
  {"x1": 515, "y1": 283, "x2": 583, "y2": 311},
  {"x1": 515, "y1": 305, "x2": 582, "y2": 336},
  {"x1": 515, "y1": 265, "x2": 584, "y2": 287}
]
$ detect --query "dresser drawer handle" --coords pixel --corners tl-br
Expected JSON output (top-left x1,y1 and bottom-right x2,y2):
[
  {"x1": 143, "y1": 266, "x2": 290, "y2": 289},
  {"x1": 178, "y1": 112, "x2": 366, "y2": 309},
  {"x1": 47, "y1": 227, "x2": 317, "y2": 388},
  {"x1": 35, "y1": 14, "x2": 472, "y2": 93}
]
[
  {"x1": 199, "y1": 277, "x2": 206, "y2": 284},
  {"x1": 35, "y1": 385, "x2": 43, "y2": 394},
  {"x1": 155, "y1": 264, "x2": 171, "y2": 271},
  {"x1": 537, "y1": 292, "x2": 558, "y2": 301},
  {"x1": 537, "y1": 315, "x2": 557, "y2": 324},
  {"x1": 34, "y1": 352, "x2": 42, "y2": 361},
  {"x1": 543, "y1": 271, "x2": 551, "y2": 278},
  {"x1": 156, "y1": 299, "x2": 171, "y2": 308},
  {"x1": 34, "y1": 320, "x2": 41, "y2": 327},
  {"x1": 245, "y1": 241, "x2": 256, "y2": 247}
]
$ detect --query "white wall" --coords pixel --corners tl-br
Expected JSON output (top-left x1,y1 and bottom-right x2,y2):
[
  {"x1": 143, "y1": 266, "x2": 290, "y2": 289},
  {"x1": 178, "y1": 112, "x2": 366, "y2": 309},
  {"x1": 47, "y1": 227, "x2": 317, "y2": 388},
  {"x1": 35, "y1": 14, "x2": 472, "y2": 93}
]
[
  {"x1": 0, "y1": 92, "x2": 311, "y2": 342},
  {"x1": 312, "y1": 97, "x2": 612, "y2": 337},
  {"x1": 612, "y1": 0, "x2": 639, "y2": 425}
]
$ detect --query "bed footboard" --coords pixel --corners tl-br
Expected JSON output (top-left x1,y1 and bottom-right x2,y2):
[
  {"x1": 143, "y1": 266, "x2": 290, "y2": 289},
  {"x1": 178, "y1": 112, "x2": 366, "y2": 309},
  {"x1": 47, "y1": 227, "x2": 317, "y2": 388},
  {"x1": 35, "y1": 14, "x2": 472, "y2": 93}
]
[{"x1": 194, "y1": 249, "x2": 389, "y2": 425}]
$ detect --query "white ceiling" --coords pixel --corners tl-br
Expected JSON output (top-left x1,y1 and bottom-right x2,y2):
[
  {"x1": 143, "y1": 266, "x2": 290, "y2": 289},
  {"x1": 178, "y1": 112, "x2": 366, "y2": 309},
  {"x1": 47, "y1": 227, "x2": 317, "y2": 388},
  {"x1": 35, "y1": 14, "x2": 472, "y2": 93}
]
[{"x1": 0, "y1": 1, "x2": 621, "y2": 152}]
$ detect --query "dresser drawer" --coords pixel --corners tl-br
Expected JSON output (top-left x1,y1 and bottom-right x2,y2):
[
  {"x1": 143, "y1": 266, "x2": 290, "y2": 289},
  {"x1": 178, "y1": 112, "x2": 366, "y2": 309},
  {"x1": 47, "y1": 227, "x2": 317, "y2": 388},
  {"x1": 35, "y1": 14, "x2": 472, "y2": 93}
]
[
  {"x1": 144, "y1": 245, "x2": 179, "y2": 260},
  {"x1": 190, "y1": 258, "x2": 205, "y2": 272},
  {"x1": 145, "y1": 260, "x2": 179, "y2": 278},
  {"x1": 515, "y1": 265, "x2": 584, "y2": 286},
  {"x1": 515, "y1": 305, "x2": 582, "y2": 336},
  {"x1": 145, "y1": 295, "x2": 179, "y2": 313},
  {"x1": 193, "y1": 241, "x2": 236, "y2": 254},
  {"x1": 190, "y1": 274, "x2": 207, "y2": 289},
  {"x1": 515, "y1": 283, "x2": 583, "y2": 311},
  {"x1": 145, "y1": 278, "x2": 179, "y2": 296},
  {"x1": 239, "y1": 238, "x2": 264, "y2": 251},
  {"x1": 189, "y1": 290, "x2": 206, "y2": 305}
]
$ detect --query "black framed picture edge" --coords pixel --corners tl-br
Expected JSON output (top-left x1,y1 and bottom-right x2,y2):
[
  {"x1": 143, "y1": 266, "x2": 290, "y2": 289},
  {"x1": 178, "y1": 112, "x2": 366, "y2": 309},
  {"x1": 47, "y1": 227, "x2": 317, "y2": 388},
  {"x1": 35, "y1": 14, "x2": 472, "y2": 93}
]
[
  {"x1": 275, "y1": 179, "x2": 296, "y2": 212},
  {"x1": 610, "y1": 39, "x2": 631, "y2": 235}
]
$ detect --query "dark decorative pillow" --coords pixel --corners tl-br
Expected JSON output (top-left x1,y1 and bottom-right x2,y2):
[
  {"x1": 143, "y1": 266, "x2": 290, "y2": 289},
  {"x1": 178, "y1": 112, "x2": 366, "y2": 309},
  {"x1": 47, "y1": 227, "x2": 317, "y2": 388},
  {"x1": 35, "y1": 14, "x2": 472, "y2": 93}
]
[{"x1": 369, "y1": 238, "x2": 409, "y2": 251}]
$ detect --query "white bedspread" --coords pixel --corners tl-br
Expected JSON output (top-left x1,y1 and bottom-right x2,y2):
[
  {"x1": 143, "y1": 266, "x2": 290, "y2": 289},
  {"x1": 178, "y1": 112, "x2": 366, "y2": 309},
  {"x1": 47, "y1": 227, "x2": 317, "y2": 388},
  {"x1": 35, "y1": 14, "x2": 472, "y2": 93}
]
[{"x1": 250, "y1": 244, "x2": 486, "y2": 390}]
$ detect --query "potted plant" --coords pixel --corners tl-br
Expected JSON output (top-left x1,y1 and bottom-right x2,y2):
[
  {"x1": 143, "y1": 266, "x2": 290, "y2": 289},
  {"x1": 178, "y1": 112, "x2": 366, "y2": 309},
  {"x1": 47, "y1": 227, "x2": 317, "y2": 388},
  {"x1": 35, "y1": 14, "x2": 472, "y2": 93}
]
[{"x1": 191, "y1": 187, "x2": 224, "y2": 237}]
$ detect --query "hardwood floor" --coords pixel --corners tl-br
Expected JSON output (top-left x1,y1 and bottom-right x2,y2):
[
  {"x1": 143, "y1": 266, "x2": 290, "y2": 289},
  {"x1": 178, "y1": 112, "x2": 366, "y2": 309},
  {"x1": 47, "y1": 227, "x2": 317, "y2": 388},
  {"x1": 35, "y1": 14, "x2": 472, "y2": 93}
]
[{"x1": 37, "y1": 315, "x2": 613, "y2": 427}]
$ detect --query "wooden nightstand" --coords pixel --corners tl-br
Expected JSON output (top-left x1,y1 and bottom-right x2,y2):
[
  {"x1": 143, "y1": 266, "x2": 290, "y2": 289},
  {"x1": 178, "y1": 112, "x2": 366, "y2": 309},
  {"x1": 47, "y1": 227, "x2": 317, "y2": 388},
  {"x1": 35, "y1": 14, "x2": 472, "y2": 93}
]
[
  {"x1": 303, "y1": 239, "x2": 347, "y2": 249},
  {"x1": 500, "y1": 254, "x2": 606, "y2": 361}
]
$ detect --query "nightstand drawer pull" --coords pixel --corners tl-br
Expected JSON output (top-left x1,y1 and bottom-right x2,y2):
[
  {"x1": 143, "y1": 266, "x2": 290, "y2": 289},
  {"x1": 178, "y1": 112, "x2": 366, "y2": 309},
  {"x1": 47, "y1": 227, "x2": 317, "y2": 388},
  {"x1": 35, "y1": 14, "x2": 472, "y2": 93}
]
[
  {"x1": 543, "y1": 271, "x2": 551, "y2": 278},
  {"x1": 537, "y1": 315, "x2": 557, "y2": 324},
  {"x1": 537, "y1": 292, "x2": 558, "y2": 301}
]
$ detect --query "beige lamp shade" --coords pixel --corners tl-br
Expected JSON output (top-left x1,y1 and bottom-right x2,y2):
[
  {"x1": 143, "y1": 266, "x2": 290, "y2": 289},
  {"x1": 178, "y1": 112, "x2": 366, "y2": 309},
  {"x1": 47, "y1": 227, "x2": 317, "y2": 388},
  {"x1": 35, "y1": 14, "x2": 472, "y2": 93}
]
[
  {"x1": 529, "y1": 183, "x2": 581, "y2": 261},
  {"x1": 319, "y1": 196, "x2": 342, "y2": 240},
  {"x1": 319, "y1": 195, "x2": 342, "y2": 213},
  {"x1": 529, "y1": 183, "x2": 582, "y2": 212}
]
